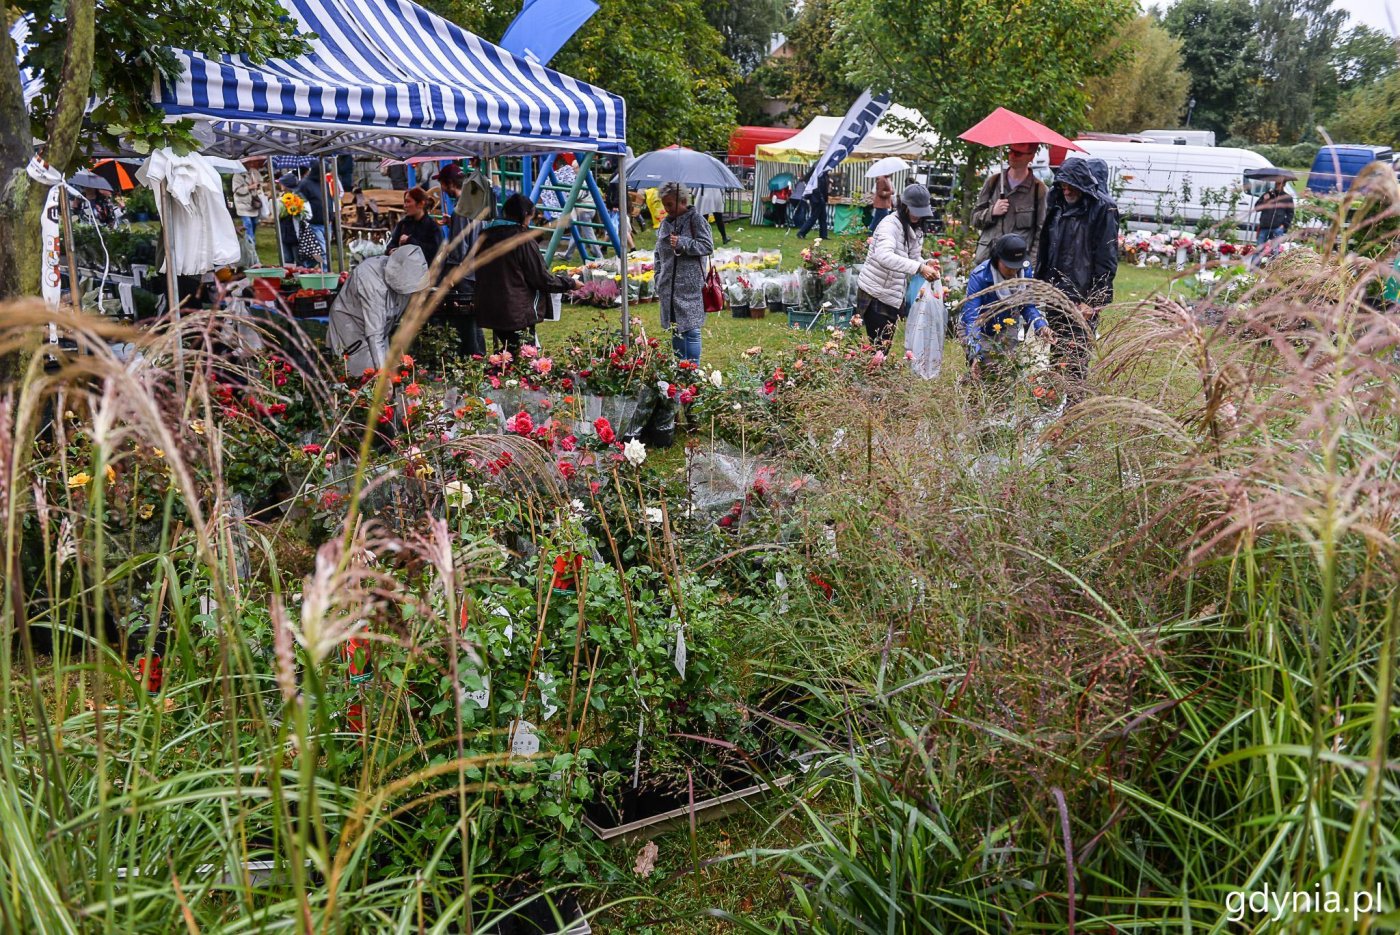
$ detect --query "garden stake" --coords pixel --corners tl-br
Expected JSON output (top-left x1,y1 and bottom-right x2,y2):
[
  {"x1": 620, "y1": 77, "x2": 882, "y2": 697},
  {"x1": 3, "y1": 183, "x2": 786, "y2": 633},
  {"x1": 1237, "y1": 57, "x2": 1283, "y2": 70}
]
[
  {"x1": 590, "y1": 491, "x2": 640, "y2": 647},
  {"x1": 514, "y1": 550, "x2": 556, "y2": 739},
  {"x1": 571, "y1": 645, "x2": 603, "y2": 757},
  {"x1": 563, "y1": 565, "x2": 590, "y2": 744}
]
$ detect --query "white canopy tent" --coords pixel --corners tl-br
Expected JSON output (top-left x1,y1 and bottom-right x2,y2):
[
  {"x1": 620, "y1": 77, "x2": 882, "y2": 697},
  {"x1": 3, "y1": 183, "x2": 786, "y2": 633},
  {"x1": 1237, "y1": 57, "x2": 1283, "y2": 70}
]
[{"x1": 750, "y1": 104, "x2": 937, "y2": 229}]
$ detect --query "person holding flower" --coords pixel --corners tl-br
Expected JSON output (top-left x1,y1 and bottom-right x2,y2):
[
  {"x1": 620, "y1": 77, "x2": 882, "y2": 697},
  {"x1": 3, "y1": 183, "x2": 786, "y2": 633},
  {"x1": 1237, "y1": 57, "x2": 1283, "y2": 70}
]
[{"x1": 960, "y1": 234, "x2": 1054, "y2": 381}]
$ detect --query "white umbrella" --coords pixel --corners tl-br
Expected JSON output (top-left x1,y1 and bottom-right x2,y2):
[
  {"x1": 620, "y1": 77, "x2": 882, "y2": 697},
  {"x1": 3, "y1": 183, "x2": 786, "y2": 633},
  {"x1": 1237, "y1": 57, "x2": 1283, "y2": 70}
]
[{"x1": 865, "y1": 156, "x2": 911, "y2": 178}]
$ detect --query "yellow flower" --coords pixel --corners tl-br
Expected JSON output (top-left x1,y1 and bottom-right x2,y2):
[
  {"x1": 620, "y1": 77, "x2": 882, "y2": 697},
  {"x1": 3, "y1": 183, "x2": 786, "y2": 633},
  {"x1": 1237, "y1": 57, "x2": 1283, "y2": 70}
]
[
  {"x1": 992, "y1": 323, "x2": 1002, "y2": 333},
  {"x1": 138, "y1": 504, "x2": 155, "y2": 520},
  {"x1": 1002, "y1": 318, "x2": 1016, "y2": 326},
  {"x1": 152, "y1": 448, "x2": 165, "y2": 459},
  {"x1": 104, "y1": 464, "x2": 116, "y2": 484},
  {"x1": 189, "y1": 420, "x2": 206, "y2": 436},
  {"x1": 67, "y1": 472, "x2": 92, "y2": 488}
]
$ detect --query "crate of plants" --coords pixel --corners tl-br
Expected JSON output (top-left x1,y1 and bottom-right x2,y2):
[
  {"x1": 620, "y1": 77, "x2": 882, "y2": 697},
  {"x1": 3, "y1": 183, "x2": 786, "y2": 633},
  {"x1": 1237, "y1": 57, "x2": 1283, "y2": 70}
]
[{"x1": 290, "y1": 287, "x2": 335, "y2": 317}]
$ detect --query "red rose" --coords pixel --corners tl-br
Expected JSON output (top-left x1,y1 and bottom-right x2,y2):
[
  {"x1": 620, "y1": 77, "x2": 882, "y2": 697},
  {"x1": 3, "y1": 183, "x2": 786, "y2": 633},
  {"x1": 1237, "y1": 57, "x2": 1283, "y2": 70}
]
[
  {"x1": 718, "y1": 515, "x2": 734, "y2": 528},
  {"x1": 593, "y1": 417, "x2": 616, "y2": 444},
  {"x1": 558, "y1": 460, "x2": 577, "y2": 480},
  {"x1": 302, "y1": 444, "x2": 322, "y2": 455}
]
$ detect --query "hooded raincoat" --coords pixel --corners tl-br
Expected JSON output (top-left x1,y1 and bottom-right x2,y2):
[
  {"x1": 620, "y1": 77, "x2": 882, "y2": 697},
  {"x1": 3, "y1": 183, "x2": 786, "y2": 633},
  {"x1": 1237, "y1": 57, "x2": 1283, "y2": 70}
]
[
  {"x1": 328, "y1": 246, "x2": 430, "y2": 374},
  {"x1": 1035, "y1": 157, "x2": 1119, "y2": 308}
]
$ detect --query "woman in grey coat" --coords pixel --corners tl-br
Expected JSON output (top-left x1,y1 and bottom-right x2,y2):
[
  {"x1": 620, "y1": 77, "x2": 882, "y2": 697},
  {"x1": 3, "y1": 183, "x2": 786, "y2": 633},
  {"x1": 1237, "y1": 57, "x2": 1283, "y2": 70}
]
[{"x1": 654, "y1": 181, "x2": 714, "y2": 363}]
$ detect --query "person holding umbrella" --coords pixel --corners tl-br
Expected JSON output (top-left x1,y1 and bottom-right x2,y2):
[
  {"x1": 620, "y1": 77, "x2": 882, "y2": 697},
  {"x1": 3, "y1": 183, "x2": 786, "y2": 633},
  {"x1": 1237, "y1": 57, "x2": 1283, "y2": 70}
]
[
  {"x1": 971, "y1": 144, "x2": 1047, "y2": 264},
  {"x1": 1250, "y1": 172, "x2": 1294, "y2": 248},
  {"x1": 958, "y1": 107, "x2": 1083, "y2": 264},
  {"x1": 655, "y1": 181, "x2": 714, "y2": 363}
]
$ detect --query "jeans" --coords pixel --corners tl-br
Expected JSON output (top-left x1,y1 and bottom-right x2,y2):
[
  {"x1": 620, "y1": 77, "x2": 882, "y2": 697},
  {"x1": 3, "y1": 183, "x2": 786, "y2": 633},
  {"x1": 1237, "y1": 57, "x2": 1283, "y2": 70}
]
[
  {"x1": 240, "y1": 215, "x2": 258, "y2": 245},
  {"x1": 671, "y1": 326, "x2": 701, "y2": 364},
  {"x1": 869, "y1": 207, "x2": 890, "y2": 231},
  {"x1": 797, "y1": 198, "x2": 828, "y2": 239},
  {"x1": 1256, "y1": 225, "x2": 1286, "y2": 246}
]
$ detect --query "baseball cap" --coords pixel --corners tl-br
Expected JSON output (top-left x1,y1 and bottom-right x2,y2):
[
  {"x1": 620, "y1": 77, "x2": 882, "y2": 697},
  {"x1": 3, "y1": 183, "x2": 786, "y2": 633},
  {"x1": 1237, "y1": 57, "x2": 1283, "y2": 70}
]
[
  {"x1": 991, "y1": 233, "x2": 1029, "y2": 267},
  {"x1": 902, "y1": 183, "x2": 933, "y2": 219},
  {"x1": 437, "y1": 164, "x2": 465, "y2": 186}
]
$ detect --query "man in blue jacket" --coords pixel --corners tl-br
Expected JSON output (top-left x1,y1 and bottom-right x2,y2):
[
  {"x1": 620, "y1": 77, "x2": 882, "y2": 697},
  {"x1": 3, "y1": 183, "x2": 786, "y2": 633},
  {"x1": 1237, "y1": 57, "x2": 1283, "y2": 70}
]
[{"x1": 961, "y1": 233, "x2": 1055, "y2": 380}]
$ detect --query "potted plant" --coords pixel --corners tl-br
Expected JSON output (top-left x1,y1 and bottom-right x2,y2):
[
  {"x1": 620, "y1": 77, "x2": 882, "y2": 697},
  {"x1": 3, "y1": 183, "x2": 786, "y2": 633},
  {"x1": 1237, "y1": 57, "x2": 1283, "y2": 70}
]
[
  {"x1": 763, "y1": 278, "x2": 783, "y2": 317},
  {"x1": 124, "y1": 186, "x2": 156, "y2": 223},
  {"x1": 726, "y1": 278, "x2": 750, "y2": 319}
]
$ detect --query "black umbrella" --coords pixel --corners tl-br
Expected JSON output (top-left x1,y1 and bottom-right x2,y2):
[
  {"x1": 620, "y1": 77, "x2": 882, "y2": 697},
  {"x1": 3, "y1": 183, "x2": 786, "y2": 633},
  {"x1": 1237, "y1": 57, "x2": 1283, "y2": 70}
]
[
  {"x1": 70, "y1": 170, "x2": 113, "y2": 192},
  {"x1": 1244, "y1": 167, "x2": 1297, "y2": 182}
]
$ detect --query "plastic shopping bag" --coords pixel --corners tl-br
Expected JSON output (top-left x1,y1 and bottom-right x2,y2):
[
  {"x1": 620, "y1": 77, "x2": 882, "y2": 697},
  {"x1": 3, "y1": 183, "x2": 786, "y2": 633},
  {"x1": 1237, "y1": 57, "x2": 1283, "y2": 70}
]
[{"x1": 903, "y1": 276, "x2": 945, "y2": 380}]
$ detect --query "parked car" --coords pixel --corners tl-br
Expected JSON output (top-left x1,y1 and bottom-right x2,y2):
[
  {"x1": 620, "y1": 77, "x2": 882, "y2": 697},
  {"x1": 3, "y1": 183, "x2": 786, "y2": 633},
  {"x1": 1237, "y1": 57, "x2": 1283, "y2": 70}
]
[
  {"x1": 1072, "y1": 140, "x2": 1279, "y2": 231},
  {"x1": 1306, "y1": 144, "x2": 1394, "y2": 194}
]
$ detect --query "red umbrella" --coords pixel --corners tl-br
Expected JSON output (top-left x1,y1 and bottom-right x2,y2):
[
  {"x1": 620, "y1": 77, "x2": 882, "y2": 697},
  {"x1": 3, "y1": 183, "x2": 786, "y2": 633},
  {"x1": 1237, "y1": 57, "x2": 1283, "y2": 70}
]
[{"x1": 958, "y1": 107, "x2": 1083, "y2": 152}]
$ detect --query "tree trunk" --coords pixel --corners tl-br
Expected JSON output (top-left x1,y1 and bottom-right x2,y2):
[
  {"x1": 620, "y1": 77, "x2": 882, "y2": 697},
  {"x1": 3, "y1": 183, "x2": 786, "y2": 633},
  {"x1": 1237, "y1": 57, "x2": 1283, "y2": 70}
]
[{"x1": 0, "y1": 0, "x2": 95, "y2": 301}]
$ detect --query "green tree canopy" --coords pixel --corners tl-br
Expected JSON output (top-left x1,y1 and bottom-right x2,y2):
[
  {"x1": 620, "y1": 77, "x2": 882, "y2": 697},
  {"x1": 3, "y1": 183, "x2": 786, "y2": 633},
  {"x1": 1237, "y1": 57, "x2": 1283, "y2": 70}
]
[
  {"x1": 1161, "y1": 0, "x2": 1260, "y2": 139},
  {"x1": 1084, "y1": 15, "x2": 1190, "y2": 133},
  {"x1": 755, "y1": 0, "x2": 862, "y2": 127},
  {"x1": 1328, "y1": 70, "x2": 1400, "y2": 147},
  {"x1": 704, "y1": 0, "x2": 786, "y2": 76},
  {"x1": 0, "y1": 0, "x2": 305, "y2": 299},
  {"x1": 837, "y1": 0, "x2": 1134, "y2": 211}
]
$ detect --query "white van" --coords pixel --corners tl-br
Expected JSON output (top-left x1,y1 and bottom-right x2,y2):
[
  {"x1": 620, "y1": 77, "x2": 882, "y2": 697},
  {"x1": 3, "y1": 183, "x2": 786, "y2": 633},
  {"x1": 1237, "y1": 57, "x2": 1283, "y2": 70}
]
[
  {"x1": 1071, "y1": 140, "x2": 1279, "y2": 233},
  {"x1": 1139, "y1": 129, "x2": 1217, "y2": 147}
]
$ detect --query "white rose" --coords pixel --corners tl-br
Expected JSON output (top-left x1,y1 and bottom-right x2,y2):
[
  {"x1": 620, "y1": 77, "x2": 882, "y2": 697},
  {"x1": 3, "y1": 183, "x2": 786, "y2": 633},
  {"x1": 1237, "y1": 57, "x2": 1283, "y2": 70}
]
[
  {"x1": 623, "y1": 439, "x2": 647, "y2": 467},
  {"x1": 444, "y1": 480, "x2": 474, "y2": 507},
  {"x1": 645, "y1": 507, "x2": 663, "y2": 525},
  {"x1": 709, "y1": 370, "x2": 723, "y2": 388}
]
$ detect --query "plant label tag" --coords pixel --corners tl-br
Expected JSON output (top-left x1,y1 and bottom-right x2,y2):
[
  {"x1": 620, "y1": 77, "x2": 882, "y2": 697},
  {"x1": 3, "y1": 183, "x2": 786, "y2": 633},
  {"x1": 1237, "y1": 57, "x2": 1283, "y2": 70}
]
[
  {"x1": 510, "y1": 719, "x2": 539, "y2": 757},
  {"x1": 674, "y1": 628, "x2": 687, "y2": 679},
  {"x1": 461, "y1": 671, "x2": 490, "y2": 709},
  {"x1": 538, "y1": 673, "x2": 560, "y2": 721},
  {"x1": 775, "y1": 571, "x2": 789, "y2": 614}
]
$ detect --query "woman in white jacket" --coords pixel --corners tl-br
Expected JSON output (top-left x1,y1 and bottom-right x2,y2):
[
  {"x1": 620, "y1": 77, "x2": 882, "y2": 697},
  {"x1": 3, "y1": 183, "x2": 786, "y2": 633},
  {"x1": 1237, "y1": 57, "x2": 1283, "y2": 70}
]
[{"x1": 856, "y1": 183, "x2": 940, "y2": 345}]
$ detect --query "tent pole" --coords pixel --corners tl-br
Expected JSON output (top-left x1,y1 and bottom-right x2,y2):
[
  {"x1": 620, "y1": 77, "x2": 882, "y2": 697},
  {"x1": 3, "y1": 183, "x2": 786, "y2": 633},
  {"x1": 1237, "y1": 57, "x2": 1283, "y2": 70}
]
[
  {"x1": 618, "y1": 149, "x2": 629, "y2": 344},
  {"x1": 57, "y1": 185, "x2": 81, "y2": 312},
  {"x1": 274, "y1": 187, "x2": 286, "y2": 265},
  {"x1": 317, "y1": 157, "x2": 337, "y2": 273}
]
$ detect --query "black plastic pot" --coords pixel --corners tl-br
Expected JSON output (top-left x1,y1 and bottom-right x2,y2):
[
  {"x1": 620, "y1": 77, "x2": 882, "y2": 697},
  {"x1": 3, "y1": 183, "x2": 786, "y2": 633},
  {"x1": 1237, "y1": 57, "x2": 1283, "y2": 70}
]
[
  {"x1": 640, "y1": 397, "x2": 677, "y2": 449},
  {"x1": 729, "y1": 303, "x2": 750, "y2": 319}
]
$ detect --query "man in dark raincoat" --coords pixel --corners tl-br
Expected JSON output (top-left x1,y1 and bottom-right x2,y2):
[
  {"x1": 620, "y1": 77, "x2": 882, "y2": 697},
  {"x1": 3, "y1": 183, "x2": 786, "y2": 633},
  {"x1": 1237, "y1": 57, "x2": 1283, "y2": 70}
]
[{"x1": 1035, "y1": 157, "x2": 1119, "y2": 402}]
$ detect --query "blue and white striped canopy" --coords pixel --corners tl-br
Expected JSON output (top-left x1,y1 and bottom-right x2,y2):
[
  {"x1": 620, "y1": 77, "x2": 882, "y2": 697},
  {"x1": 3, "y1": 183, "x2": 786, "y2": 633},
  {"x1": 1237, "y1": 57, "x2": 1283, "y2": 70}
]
[
  {"x1": 159, "y1": 0, "x2": 626, "y2": 157},
  {"x1": 12, "y1": 19, "x2": 45, "y2": 107}
]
